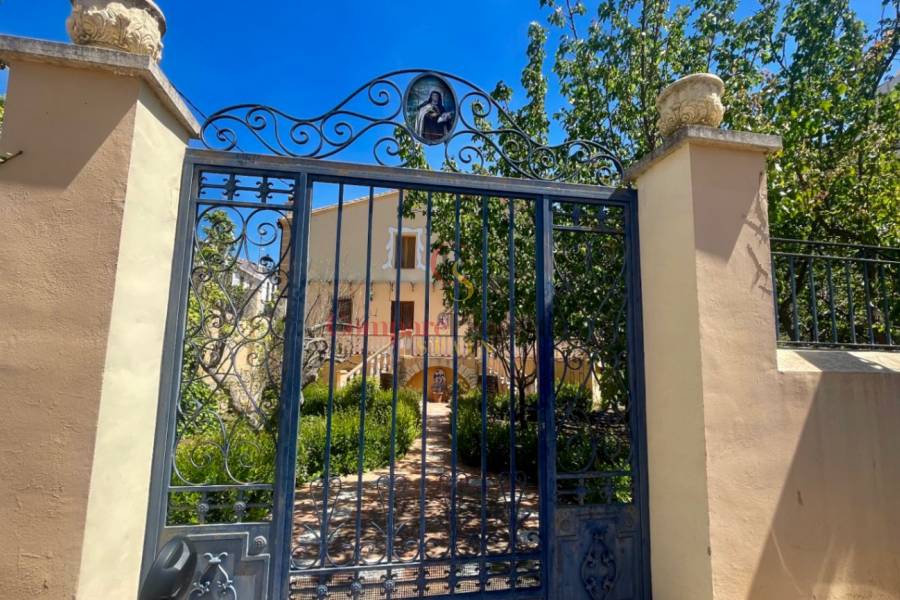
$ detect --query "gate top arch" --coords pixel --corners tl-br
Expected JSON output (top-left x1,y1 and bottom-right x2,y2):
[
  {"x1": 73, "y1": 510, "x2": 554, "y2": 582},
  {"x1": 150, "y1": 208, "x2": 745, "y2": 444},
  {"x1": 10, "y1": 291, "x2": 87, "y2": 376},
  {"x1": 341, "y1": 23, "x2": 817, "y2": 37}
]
[{"x1": 200, "y1": 69, "x2": 624, "y2": 185}]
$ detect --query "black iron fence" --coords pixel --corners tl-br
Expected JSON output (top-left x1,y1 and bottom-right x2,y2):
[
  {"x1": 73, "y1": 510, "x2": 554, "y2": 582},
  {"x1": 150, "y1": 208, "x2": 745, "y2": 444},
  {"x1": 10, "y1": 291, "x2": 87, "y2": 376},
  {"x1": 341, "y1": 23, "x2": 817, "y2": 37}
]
[{"x1": 771, "y1": 238, "x2": 899, "y2": 350}]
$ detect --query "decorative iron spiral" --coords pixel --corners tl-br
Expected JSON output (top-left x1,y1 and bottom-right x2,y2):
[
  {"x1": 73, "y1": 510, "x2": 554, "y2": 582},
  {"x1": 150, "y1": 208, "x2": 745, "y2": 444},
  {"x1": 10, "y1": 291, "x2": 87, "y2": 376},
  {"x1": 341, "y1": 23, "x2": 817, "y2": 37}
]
[{"x1": 201, "y1": 70, "x2": 624, "y2": 185}]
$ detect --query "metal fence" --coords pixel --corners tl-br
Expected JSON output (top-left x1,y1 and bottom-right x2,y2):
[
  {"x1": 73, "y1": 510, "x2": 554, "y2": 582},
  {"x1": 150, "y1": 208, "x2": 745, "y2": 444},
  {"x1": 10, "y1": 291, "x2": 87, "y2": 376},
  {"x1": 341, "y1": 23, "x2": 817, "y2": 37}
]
[{"x1": 771, "y1": 238, "x2": 899, "y2": 350}]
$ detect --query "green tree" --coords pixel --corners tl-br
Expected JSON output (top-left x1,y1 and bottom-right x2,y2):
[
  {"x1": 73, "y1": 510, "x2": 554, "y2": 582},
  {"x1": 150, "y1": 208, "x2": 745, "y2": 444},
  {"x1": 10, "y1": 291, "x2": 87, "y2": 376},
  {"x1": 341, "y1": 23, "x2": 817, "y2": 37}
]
[
  {"x1": 762, "y1": 0, "x2": 900, "y2": 245},
  {"x1": 539, "y1": 0, "x2": 899, "y2": 245},
  {"x1": 404, "y1": 0, "x2": 898, "y2": 414}
]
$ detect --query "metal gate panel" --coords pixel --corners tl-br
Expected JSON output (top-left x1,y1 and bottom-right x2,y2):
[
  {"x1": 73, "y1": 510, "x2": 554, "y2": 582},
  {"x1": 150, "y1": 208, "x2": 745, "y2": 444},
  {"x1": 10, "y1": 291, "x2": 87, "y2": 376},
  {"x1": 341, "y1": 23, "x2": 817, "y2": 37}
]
[{"x1": 140, "y1": 69, "x2": 648, "y2": 600}]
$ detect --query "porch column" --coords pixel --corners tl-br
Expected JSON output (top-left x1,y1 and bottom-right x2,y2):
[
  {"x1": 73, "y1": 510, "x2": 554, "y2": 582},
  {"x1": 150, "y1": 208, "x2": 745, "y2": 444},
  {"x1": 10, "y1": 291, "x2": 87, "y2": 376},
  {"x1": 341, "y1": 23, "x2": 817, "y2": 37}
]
[
  {"x1": 626, "y1": 125, "x2": 781, "y2": 599},
  {"x1": 0, "y1": 35, "x2": 197, "y2": 599}
]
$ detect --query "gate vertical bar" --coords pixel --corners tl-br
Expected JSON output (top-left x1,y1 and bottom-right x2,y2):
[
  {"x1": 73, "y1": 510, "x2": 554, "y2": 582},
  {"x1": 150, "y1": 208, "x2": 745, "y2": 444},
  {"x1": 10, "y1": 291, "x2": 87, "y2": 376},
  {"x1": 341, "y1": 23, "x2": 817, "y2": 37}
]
[
  {"x1": 449, "y1": 192, "x2": 462, "y2": 595},
  {"x1": 506, "y1": 198, "x2": 518, "y2": 591},
  {"x1": 417, "y1": 190, "x2": 433, "y2": 595},
  {"x1": 625, "y1": 195, "x2": 652, "y2": 598},
  {"x1": 479, "y1": 194, "x2": 489, "y2": 593},
  {"x1": 319, "y1": 183, "x2": 346, "y2": 570},
  {"x1": 270, "y1": 173, "x2": 313, "y2": 599},
  {"x1": 386, "y1": 188, "x2": 405, "y2": 594},
  {"x1": 353, "y1": 187, "x2": 376, "y2": 565},
  {"x1": 534, "y1": 195, "x2": 556, "y2": 597}
]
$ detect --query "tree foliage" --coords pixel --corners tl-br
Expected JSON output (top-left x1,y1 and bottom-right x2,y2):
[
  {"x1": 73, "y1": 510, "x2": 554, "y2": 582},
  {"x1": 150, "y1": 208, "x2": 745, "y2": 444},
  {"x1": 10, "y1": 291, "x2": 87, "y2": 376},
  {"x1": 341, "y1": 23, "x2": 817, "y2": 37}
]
[
  {"x1": 403, "y1": 0, "x2": 898, "y2": 411},
  {"x1": 537, "y1": 0, "x2": 899, "y2": 245}
]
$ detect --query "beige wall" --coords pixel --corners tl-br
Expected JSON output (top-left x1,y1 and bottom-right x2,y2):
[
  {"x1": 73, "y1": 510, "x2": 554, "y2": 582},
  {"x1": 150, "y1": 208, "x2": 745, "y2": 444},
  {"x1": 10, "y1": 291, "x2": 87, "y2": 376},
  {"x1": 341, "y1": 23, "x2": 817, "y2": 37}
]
[
  {"x1": 0, "y1": 55, "x2": 190, "y2": 598},
  {"x1": 634, "y1": 131, "x2": 900, "y2": 600},
  {"x1": 308, "y1": 190, "x2": 431, "y2": 284},
  {"x1": 752, "y1": 351, "x2": 900, "y2": 600},
  {"x1": 636, "y1": 142, "x2": 716, "y2": 600},
  {"x1": 76, "y1": 80, "x2": 190, "y2": 600},
  {"x1": 0, "y1": 60, "x2": 140, "y2": 600}
]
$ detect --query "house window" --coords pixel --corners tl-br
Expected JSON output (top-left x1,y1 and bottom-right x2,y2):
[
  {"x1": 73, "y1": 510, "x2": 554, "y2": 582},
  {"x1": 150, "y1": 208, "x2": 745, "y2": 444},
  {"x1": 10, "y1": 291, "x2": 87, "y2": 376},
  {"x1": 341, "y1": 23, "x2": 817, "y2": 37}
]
[
  {"x1": 391, "y1": 301, "x2": 415, "y2": 332},
  {"x1": 395, "y1": 234, "x2": 417, "y2": 269},
  {"x1": 336, "y1": 297, "x2": 353, "y2": 331}
]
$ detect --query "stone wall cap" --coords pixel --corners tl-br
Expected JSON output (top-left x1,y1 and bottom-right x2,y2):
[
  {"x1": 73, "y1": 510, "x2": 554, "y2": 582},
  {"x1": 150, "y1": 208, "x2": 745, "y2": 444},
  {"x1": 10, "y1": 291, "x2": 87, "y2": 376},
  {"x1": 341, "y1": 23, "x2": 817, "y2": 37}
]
[
  {"x1": 777, "y1": 348, "x2": 900, "y2": 374},
  {"x1": 0, "y1": 34, "x2": 199, "y2": 136},
  {"x1": 624, "y1": 125, "x2": 782, "y2": 182}
]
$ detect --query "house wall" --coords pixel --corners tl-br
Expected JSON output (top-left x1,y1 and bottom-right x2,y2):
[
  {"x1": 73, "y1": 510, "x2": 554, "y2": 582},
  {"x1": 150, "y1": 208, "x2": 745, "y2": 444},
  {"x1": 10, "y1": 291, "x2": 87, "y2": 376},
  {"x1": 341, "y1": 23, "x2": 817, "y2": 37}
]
[
  {"x1": 306, "y1": 192, "x2": 471, "y2": 382},
  {"x1": 307, "y1": 190, "x2": 432, "y2": 284}
]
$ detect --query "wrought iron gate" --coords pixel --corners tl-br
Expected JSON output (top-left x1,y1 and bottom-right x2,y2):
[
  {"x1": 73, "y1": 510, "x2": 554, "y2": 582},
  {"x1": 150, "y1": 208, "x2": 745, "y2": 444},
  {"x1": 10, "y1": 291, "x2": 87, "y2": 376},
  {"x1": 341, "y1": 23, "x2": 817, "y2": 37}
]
[{"x1": 141, "y1": 71, "x2": 649, "y2": 600}]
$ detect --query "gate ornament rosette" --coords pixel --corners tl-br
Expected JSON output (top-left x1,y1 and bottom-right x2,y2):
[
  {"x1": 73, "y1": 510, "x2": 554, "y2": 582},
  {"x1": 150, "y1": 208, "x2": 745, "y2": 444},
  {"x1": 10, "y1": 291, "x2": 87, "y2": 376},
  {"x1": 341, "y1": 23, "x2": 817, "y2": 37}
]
[{"x1": 201, "y1": 70, "x2": 624, "y2": 185}]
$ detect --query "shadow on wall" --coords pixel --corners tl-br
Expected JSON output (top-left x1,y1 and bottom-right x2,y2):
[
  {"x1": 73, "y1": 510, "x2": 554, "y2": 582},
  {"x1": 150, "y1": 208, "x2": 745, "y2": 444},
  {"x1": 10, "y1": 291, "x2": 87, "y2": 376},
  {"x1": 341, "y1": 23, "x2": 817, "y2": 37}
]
[{"x1": 747, "y1": 362, "x2": 900, "y2": 599}]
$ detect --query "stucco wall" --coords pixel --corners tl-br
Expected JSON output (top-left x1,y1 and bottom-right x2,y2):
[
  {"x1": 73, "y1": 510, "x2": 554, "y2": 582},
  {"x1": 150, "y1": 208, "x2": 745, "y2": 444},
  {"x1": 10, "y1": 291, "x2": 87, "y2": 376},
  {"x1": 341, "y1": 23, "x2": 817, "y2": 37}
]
[
  {"x1": 746, "y1": 351, "x2": 900, "y2": 600},
  {"x1": 76, "y1": 80, "x2": 190, "y2": 600},
  {"x1": 636, "y1": 142, "x2": 716, "y2": 600},
  {"x1": 0, "y1": 61, "x2": 140, "y2": 599},
  {"x1": 0, "y1": 49, "x2": 191, "y2": 598},
  {"x1": 308, "y1": 190, "x2": 430, "y2": 283},
  {"x1": 634, "y1": 131, "x2": 900, "y2": 600}
]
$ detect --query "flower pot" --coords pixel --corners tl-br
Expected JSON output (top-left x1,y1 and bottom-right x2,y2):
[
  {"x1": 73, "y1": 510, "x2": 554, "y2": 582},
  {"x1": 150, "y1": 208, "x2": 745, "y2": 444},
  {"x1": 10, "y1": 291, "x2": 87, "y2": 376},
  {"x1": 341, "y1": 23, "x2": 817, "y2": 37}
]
[
  {"x1": 67, "y1": 0, "x2": 166, "y2": 61},
  {"x1": 656, "y1": 73, "x2": 725, "y2": 137}
]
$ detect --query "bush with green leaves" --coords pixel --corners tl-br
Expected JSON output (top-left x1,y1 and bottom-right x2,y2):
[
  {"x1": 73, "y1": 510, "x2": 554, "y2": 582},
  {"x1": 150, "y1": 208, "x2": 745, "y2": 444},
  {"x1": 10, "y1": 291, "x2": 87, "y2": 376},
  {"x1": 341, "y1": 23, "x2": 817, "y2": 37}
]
[
  {"x1": 455, "y1": 383, "x2": 630, "y2": 499},
  {"x1": 171, "y1": 378, "x2": 421, "y2": 524},
  {"x1": 296, "y1": 378, "x2": 421, "y2": 481}
]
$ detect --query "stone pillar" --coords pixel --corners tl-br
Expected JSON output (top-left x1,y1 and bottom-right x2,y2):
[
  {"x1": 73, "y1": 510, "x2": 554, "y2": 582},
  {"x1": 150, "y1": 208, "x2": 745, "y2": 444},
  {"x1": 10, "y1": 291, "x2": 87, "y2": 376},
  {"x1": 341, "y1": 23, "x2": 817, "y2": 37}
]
[
  {"x1": 626, "y1": 75, "x2": 781, "y2": 600},
  {"x1": 0, "y1": 34, "x2": 197, "y2": 599}
]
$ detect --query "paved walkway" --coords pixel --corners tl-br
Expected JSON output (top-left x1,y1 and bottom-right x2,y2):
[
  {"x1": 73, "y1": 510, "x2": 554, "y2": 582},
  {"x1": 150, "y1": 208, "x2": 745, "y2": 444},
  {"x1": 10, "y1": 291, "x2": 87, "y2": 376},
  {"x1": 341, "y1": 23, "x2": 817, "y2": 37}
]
[{"x1": 290, "y1": 400, "x2": 540, "y2": 567}]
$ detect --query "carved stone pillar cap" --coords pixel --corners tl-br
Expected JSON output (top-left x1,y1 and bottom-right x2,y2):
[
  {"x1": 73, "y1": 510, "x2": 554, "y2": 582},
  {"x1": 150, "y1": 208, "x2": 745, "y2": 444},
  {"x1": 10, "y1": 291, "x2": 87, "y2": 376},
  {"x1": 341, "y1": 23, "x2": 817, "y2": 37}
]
[
  {"x1": 67, "y1": 0, "x2": 167, "y2": 62},
  {"x1": 656, "y1": 73, "x2": 725, "y2": 138}
]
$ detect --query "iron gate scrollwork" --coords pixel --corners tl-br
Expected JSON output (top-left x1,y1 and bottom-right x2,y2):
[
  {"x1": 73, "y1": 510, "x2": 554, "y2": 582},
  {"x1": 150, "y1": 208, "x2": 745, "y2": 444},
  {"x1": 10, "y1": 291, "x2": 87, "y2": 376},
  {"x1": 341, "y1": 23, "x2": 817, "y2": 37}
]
[{"x1": 142, "y1": 70, "x2": 648, "y2": 600}]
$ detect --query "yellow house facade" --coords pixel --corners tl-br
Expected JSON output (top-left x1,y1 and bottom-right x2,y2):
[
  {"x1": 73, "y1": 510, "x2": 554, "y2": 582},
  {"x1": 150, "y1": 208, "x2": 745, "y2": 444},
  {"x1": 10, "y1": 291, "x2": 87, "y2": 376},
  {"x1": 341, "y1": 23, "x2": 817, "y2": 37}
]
[{"x1": 304, "y1": 189, "x2": 483, "y2": 395}]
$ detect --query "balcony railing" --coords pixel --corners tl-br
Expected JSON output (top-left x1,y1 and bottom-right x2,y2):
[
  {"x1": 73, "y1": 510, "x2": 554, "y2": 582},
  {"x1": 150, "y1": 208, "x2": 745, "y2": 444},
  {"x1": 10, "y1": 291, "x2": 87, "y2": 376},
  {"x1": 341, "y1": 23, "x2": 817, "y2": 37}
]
[
  {"x1": 771, "y1": 238, "x2": 899, "y2": 350},
  {"x1": 335, "y1": 331, "x2": 478, "y2": 360}
]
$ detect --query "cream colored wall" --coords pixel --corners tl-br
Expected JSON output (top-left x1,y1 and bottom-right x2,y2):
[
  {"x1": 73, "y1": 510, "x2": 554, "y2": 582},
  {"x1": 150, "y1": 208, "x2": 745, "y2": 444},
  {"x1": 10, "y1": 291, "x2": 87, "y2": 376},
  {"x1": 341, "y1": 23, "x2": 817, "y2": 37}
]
[
  {"x1": 307, "y1": 190, "x2": 460, "y2": 339},
  {"x1": 749, "y1": 350, "x2": 900, "y2": 600},
  {"x1": 0, "y1": 60, "x2": 140, "y2": 600},
  {"x1": 308, "y1": 190, "x2": 430, "y2": 283},
  {"x1": 75, "y1": 81, "x2": 190, "y2": 600},
  {"x1": 635, "y1": 133, "x2": 900, "y2": 600},
  {"x1": 636, "y1": 143, "x2": 716, "y2": 600},
  {"x1": 688, "y1": 143, "x2": 783, "y2": 600}
]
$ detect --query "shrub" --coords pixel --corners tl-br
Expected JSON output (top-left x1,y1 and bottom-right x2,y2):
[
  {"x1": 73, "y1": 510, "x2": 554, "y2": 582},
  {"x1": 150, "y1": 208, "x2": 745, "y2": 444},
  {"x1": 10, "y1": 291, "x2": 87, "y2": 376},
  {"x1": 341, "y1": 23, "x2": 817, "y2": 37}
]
[
  {"x1": 456, "y1": 383, "x2": 624, "y2": 482},
  {"x1": 170, "y1": 423, "x2": 277, "y2": 524},
  {"x1": 296, "y1": 397, "x2": 419, "y2": 481},
  {"x1": 301, "y1": 377, "x2": 419, "y2": 421},
  {"x1": 171, "y1": 379, "x2": 422, "y2": 524},
  {"x1": 456, "y1": 389, "x2": 539, "y2": 475}
]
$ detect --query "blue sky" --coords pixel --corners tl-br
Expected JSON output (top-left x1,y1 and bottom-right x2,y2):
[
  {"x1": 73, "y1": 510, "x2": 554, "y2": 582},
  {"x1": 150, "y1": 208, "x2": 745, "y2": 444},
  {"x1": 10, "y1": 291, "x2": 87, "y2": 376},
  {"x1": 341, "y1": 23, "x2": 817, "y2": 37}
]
[
  {"x1": 0, "y1": 0, "x2": 891, "y2": 160},
  {"x1": 0, "y1": 1, "x2": 550, "y2": 120}
]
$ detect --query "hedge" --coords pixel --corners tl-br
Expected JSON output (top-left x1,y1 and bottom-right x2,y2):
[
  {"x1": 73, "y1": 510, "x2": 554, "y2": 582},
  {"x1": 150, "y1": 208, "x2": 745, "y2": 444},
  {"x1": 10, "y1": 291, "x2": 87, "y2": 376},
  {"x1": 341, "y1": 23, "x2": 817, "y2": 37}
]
[
  {"x1": 171, "y1": 377, "x2": 421, "y2": 524},
  {"x1": 456, "y1": 383, "x2": 631, "y2": 502}
]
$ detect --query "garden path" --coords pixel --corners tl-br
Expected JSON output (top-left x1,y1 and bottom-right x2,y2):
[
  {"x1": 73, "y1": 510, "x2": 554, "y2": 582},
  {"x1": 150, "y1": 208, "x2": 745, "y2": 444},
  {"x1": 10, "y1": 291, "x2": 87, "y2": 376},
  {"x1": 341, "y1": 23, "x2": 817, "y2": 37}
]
[{"x1": 290, "y1": 400, "x2": 540, "y2": 569}]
